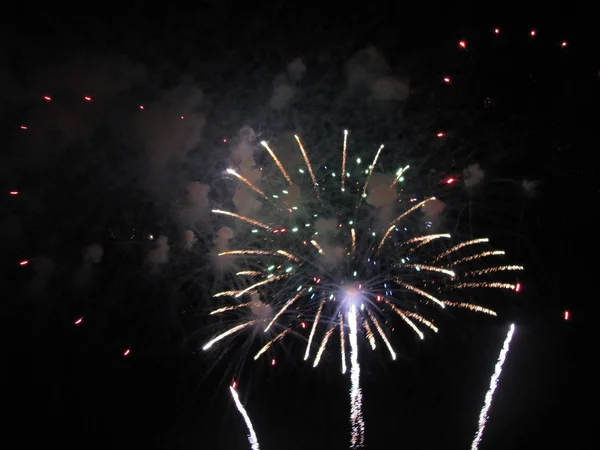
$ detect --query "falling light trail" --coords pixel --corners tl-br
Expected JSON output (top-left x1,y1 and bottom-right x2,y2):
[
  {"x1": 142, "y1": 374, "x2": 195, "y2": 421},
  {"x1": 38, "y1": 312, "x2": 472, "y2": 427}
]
[
  {"x1": 341, "y1": 130, "x2": 348, "y2": 191},
  {"x1": 348, "y1": 304, "x2": 365, "y2": 449},
  {"x1": 260, "y1": 141, "x2": 294, "y2": 185},
  {"x1": 203, "y1": 320, "x2": 257, "y2": 350},
  {"x1": 470, "y1": 323, "x2": 516, "y2": 450},
  {"x1": 230, "y1": 386, "x2": 260, "y2": 450}
]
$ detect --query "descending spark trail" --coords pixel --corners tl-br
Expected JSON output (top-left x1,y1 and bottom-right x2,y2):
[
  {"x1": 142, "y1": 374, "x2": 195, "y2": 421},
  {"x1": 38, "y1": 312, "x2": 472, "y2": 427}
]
[
  {"x1": 341, "y1": 129, "x2": 348, "y2": 191},
  {"x1": 230, "y1": 386, "x2": 260, "y2": 450},
  {"x1": 261, "y1": 141, "x2": 294, "y2": 185},
  {"x1": 348, "y1": 305, "x2": 365, "y2": 449},
  {"x1": 203, "y1": 321, "x2": 256, "y2": 350},
  {"x1": 470, "y1": 323, "x2": 516, "y2": 450}
]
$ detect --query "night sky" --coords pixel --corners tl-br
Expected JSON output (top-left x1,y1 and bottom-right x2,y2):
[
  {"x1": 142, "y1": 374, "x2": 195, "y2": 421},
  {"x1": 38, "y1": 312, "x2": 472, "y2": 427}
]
[{"x1": 2, "y1": 3, "x2": 593, "y2": 450}]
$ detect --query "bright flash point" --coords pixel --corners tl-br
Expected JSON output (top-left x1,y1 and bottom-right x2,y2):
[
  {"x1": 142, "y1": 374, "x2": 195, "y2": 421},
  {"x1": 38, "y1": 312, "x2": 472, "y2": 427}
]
[
  {"x1": 443, "y1": 77, "x2": 451, "y2": 83},
  {"x1": 123, "y1": 348, "x2": 131, "y2": 356},
  {"x1": 19, "y1": 260, "x2": 29, "y2": 266},
  {"x1": 459, "y1": 40, "x2": 467, "y2": 49},
  {"x1": 564, "y1": 310, "x2": 570, "y2": 321},
  {"x1": 84, "y1": 96, "x2": 92, "y2": 101},
  {"x1": 10, "y1": 191, "x2": 19, "y2": 195},
  {"x1": 74, "y1": 317, "x2": 83, "y2": 325}
]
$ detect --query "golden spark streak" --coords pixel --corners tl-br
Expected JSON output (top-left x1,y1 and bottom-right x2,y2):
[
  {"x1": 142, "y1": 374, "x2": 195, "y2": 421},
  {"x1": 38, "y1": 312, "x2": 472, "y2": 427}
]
[
  {"x1": 304, "y1": 299, "x2": 325, "y2": 360},
  {"x1": 451, "y1": 282, "x2": 516, "y2": 290},
  {"x1": 395, "y1": 264, "x2": 455, "y2": 277},
  {"x1": 363, "y1": 319, "x2": 377, "y2": 350},
  {"x1": 254, "y1": 329, "x2": 290, "y2": 360},
  {"x1": 389, "y1": 165, "x2": 410, "y2": 188},
  {"x1": 260, "y1": 141, "x2": 294, "y2": 185},
  {"x1": 294, "y1": 135, "x2": 320, "y2": 198},
  {"x1": 210, "y1": 301, "x2": 253, "y2": 315},
  {"x1": 276, "y1": 249, "x2": 302, "y2": 262},
  {"x1": 235, "y1": 274, "x2": 287, "y2": 298},
  {"x1": 377, "y1": 198, "x2": 436, "y2": 253},
  {"x1": 433, "y1": 238, "x2": 489, "y2": 262},
  {"x1": 403, "y1": 310, "x2": 439, "y2": 333},
  {"x1": 340, "y1": 315, "x2": 347, "y2": 374},
  {"x1": 341, "y1": 130, "x2": 348, "y2": 191},
  {"x1": 213, "y1": 290, "x2": 256, "y2": 298},
  {"x1": 264, "y1": 289, "x2": 306, "y2": 332},
  {"x1": 367, "y1": 310, "x2": 396, "y2": 360},
  {"x1": 361, "y1": 144, "x2": 384, "y2": 199},
  {"x1": 314, "y1": 323, "x2": 336, "y2": 367},
  {"x1": 310, "y1": 240, "x2": 325, "y2": 254},
  {"x1": 395, "y1": 279, "x2": 446, "y2": 308},
  {"x1": 402, "y1": 233, "x2": 451, "y2": 246},
  {"x1": 212, "y1": 210, "x2": 270, "y2": 229},
  {"x1": 464, "y1": 265, "x2": 524, "y2": 276},
  {"x1": 447, "y1": 251, "x2": 506, "y2": 267},
  {"x1": 351, "y1": 228, "x2": 356, "y2": 257},
  {"x1": 226, "y1": 169, "x2": 268, "y2": 200},
  {"x1": 383, "y1": 300, "x2": 424, "y2": 339},
  {"x1": 202, "y1": 320, "x2": 257, "y2": 350},
  {"x1": 443, "y1": 301, "x2": 497, "y2": 316},
  {"x1": 236, "y1": 271, "x2": 263, "y2": 277}
]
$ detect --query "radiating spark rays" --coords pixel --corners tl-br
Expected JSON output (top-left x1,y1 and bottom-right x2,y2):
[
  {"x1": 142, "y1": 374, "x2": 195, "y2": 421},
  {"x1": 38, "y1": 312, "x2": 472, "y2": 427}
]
[
  {"x1": 203, "y1": 320, "x2": 257, "y2": 350},
  {"x1": 265, "y1": 289, "x2": 306, "y2": 332},
  {"x1": 443, "y1": 301, "x2": 497, "y2": 316},
  {"x1": 304, "y1": 299, "x2": 325, "y2": 361},
  {"x1": 212, "y1": 210, "x2": 270, "y2": 229},
  {"x1": 229, "y1": 386, "x2": 260, "y2": 450},
  {"x1": 395, "y1": 264, "x2": 455, "y2": 277},
  {"x1": 395, "y1": 280, "x2": 446, "y2": 308},
  {"x1": 389, "y1": 165, "x2": 410, "y2": 188},
  {"x1": 341, "y1": 130, "x2": 348, "y2": 191},
  {"x1": 383, "y1": 300, "x2": 425, "y2": 339},
  {"x1": 447, "y1": 250, "x2": 506, "y2": 267},
  {"x1": 433, "y1": 238, "x2": 489, "y2": 262},
  {"x1": 235, "y1": 274, "x2": 287, "y2": 298},
  {"x1": 348, "y1": 305, "x2": 365, "y2": 449},
  {"x1": 377, "y1": 198, "x2": 436, "y2": 253},
  {"x1": 451, "y1": 282, "x2": 516, "y2": 291},
  {"x1": 314, "y1": 323, "x2": 336, "y2": 367},
  {"x1": 471, "y1": 324, "x2": 515, "y2": 450},
  {"x1": 363, "y1": 319, "x2": 377, "y2": 350},
  {"x1": 402, "y1": 310, "x2": 439, "y2": 333},
  {"x1": 350, "y1": 228, "x2": 356, "y2": 257},
  {"x1": 254, "y1": 329, "x2": 291, "y2": 360},
  {"x1": 464, "y1": 265, "x2": 524, "y2": 276},
  {"x1": 226, "y1": 169, "x2": 269, "y2": 200},
  {"x1": 367, "y1": 310, "x2": 396, "y2": 360},
  {"x1": 310, "y1": 239, "x2": 325, "y2": 254},
  {"x1": 294, "y1": 135, "x2": 319, "y2": 197},
  {"x1": 236, "y1": 271, "x2": 264, "y2": 277},
  {"x1": 361, "y1": 144, "x2": 384, "y2": 199},
  {"x1": 403, "y1": 233, "x2": 451, "y2": 246},
  {"x1": 340, "y1": 315, "x2": 347, "y2": 374},
  {"x1": 210, "y1": 301, "x2": 253, "y2": 315},
  {"x1": 214, "y1": 290, "x2": 256, "y2": 298},
  {"x1": 260, "y1": 141, "x2": 294, "y2": 185}
]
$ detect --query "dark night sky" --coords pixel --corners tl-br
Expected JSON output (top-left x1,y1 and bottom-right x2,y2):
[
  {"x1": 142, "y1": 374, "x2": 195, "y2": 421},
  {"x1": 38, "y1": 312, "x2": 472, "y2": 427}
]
[{"x1": 2, "y1": 3, "x2": 594, "y2": 450}]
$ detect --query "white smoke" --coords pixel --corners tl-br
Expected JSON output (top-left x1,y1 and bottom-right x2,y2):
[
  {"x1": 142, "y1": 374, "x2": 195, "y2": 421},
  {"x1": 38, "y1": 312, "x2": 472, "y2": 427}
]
[
  {"x1": 182, "y1": 229, "x2": 196, "y2": 250},
  {"x1": 147, "y1": 235, "x2": 169, "y2": 265},
  {"x1": 522, "y1": 179, "x2": 539, "y2": 197},
  {"x1": 83, "y1": 243, "x2": 103, "y2": 263},
  {"x1": 463, "y1": 163, "x2": 485, "y2": 190},
  {"x1": 180, "y1": 182, "x2": 210, "y2": 225},
  {"x1": 270, "y1": 58, "x2": 306, "y2": 110}
]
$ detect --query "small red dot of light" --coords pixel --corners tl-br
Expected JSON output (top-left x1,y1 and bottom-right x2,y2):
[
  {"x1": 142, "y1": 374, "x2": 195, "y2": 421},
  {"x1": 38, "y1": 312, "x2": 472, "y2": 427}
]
[
  {"x1": 437, "y1": 132, "x2": 445, "y2": 138},
  {"x1": 301, "y1": 322, "x2": 306, "y2": 329},
  {"x1": 443, "y1": 77, "x2": 451, "y2": 83},
  {"x1": 232, "y1": 381, "x2": 237, "y2": 389},
  {"x1": 494, "y1": 28, "x2": 500, "y2": 34},
  {"x1": 564, "y1": 310, "x2": 570, "y2": 321},
  {"x1": 20, "y1": 125, "x2": 27, "y2": 130},
  {"x1": 446, "y1": 178, "x2": 455, "y2": 184},
  {"x1": 74, "y1": 317, "x2": 83, "y2": 325},
  {"x1": 19, "y1": 260, "x2": 29, "y2": 266},
  {"x1": 223, "y1": 138, "x2": 227, "y2": 143},
  {"x1": 10, "y1": 191, "x2": 19, "y2": 195},
  {"x1": 123, "y1": 348, "x2": 131, "y2": 356},
  {"x1": 139, "y1": 105, "x2": 144, "y2": 110},
  {"x1": 530, "y1": 30, "x2": 536, "y2": 37},
  {"x1": 148, "y1": 234, "x2": 154, "y2": 240},
  {"x1": 458, "y1": 40, "x2": 467, "y2": 49},
  {"x1": 561, "y1": 41, "x2": 568, "y2": 48},
  {"x1": 180, "y1": 116, "x2": 184, "y2": 119},
  {"x1": 271, "y1": 358, "x2": 276, "y2": 366},
  {"x1": 515, "y1": 282, "x2": 521, "y2": 292},
  {"x1": 43, "y1": 96, "x2": 51, "y2": 101},
  {"x1": 84, "y1": 96, "x2": 92, "y2": 101}
]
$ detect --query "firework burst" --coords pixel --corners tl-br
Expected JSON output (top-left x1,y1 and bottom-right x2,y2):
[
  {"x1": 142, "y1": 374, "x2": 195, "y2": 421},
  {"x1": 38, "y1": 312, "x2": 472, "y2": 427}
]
[{"x1": 204, "y1": 130, "x2": 521, "y2": 448}]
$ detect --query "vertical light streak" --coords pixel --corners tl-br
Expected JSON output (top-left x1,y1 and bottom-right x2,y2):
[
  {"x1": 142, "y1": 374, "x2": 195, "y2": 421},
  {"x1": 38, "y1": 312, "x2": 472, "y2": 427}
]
[
  {"x1": 340, "y1": 315, "x2": 347, "y2": 374},
  {"x1": 348, "y1": 305, "x2": 365, "y2": 449},
  {"x1": 351, "y1": 228, "x2": 356, "y2": 257},
  {"x1": 260, "y1": 141, "x2": 294, "y2": 185},
  {"x1": 471, "y1": 323, "x2": 516, "y2": 450},
  {"x1": 313, "y1": 323, "x2": 336, "y2": 367},
  {"x1": 366, "y1": 310, "x2": 396, "y2": 360},
  {"x1": 304, "y1": 299, "x2": 326, "y2": 360},
  {"x1": 361, "y1": 144, "x2": 384, "y2": 199},
  {"x1": 294, "y1": 135, "x2": 319, "y2": 198},
  {"x1": 341, "y1": 130, "x2": 348, "y2": 191},
  {"x1": 229, "y1": 386, "x2": 260, "y2": 450}
]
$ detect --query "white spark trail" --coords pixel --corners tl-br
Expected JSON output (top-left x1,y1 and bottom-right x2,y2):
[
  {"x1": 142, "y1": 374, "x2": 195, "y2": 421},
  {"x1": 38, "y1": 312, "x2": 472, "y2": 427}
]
[
  {"x1": 229, "y1": 386, "x2": 260, "y2": 450},
  {"x1": 203, "y1": 320, "x2": 257, "y2": 350},
  {"x1": 304, "y1": 299, "x2": 325, "y2": 360},
  {"x1": 348, "y1": 305, "x2": 365, "y2": 449}
]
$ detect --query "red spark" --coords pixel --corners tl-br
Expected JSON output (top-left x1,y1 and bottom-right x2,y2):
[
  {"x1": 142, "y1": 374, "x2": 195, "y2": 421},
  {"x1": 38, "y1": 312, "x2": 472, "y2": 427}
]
[
  {"x1": 437, "y1": 132, "x2": 445, "y2": 138},
  {"x1": 446, "y1": 178, "x2": 455, "y2": 184},
  {"x1": 301, "y1": 322, "x2": 306, "y2": 329},
  {"x1": 74, "y1": 317, "x2": 83, "y2": 325},
  {"x1": 232, "y1": 380, "x2": 237, "y2": 389},
  {"x1": 139, "y1": 105, "x2": 144, "y2": 110},
  {"x1": 223, "y1": 138, "x2": 227, "y2": 143},
  {"x1": 561, "y1": 41, "x2": 568, "y2": 48},
  {"x1": 443, "y1": 77, "x2": 451, "y2": 83},
  {"x1": 148, "y1": 234, "x2": 154, "y2": 240},
  {"x1": 514, "y1": 282, "x2": 521, "y2": 292},
  {"x1": 271, "y1": 358, "x2": 276, "y2": 366},
  {"x1": 530, "y1": 29, "x2": 536, "y2": 37},
  {"x1": 180, "y1": 115, "x2": 184, "y2": 120},
  {"x1": 10, "y1": 191, "x2": 19, "y2": 195},
  {"x1": 84, "y1": 96, "x2": 92, "y2": 102},
  {"x1": 20, "y1": 125, "x2": 27, "y2": 130},
  {"x1": 19, "y1": 260, "x2": 29, "y2": 266},
  {"x1": 458, "y1": 40, "x2": 467, "y2": 49},
  {"x1": 43, "y1": 96, "x2": 51, "y2": 101},
  {"x1": 494, "y1": 28, "x2": 500, "y2": 35},
  {"x1": 123, "y1": 348, "x2": 131, "y2": 356},
  {"x1": 564, "y1": 310, "x2": 570, "y2": 321}
]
